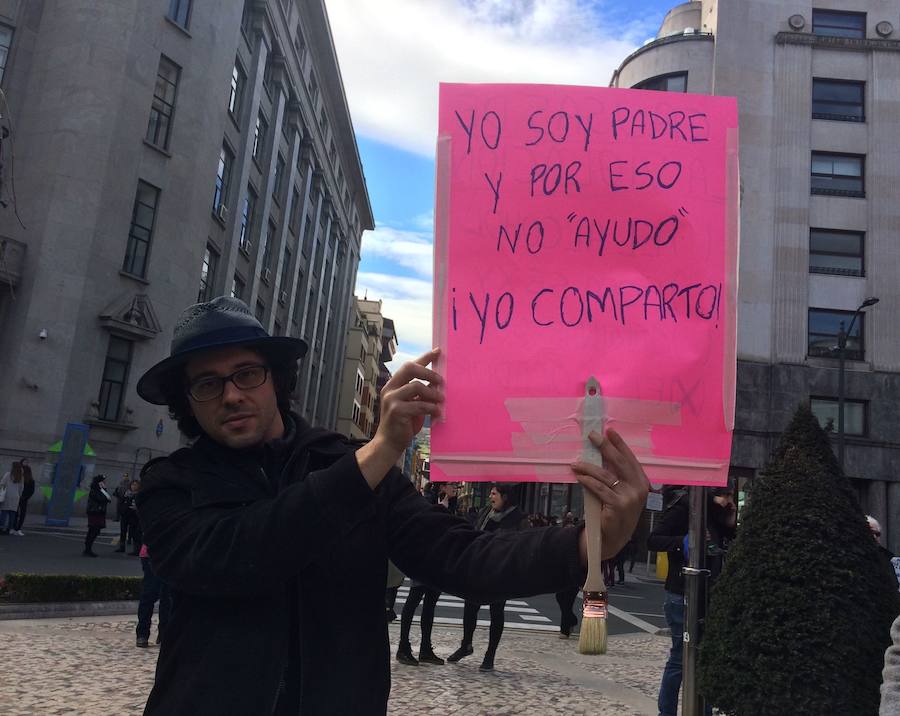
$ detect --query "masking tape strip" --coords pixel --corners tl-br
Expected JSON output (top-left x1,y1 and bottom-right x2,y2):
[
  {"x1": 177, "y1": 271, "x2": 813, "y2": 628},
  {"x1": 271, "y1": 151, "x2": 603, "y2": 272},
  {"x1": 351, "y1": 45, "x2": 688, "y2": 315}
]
[
  {"x1": 432, "y1": 133, "x2": 453, "y2": 422},
  {"x1": 505, "y1": 396, "x2": 681, "y2": 426},
  {"x1": 723, "y1": 125, "x2": 740, "y2": 432}
]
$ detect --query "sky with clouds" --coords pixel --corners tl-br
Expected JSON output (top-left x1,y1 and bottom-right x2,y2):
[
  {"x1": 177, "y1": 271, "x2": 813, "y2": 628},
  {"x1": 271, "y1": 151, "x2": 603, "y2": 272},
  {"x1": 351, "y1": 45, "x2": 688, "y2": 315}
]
[{"x1": 326, "y1": 0, "x2": 674, "y2": 369}]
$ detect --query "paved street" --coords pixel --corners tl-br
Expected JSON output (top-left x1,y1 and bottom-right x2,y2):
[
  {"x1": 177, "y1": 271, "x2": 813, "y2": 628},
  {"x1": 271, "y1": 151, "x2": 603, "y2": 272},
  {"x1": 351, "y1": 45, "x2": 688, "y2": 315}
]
[{"x1": 0, "y1": 615, "x2": 670, "y2": 715}]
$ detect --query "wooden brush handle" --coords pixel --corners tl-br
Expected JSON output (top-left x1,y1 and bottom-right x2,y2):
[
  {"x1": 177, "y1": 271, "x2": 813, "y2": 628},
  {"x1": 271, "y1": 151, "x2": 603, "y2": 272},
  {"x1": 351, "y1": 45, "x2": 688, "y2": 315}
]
[{"x1": 583, "y1": 487, "x2": 605, "y2": 592}]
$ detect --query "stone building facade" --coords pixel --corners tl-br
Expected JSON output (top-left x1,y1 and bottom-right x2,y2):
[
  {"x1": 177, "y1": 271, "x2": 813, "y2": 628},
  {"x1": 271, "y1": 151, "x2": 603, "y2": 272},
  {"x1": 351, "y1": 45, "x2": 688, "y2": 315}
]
[
  {"x1": 0, "y1": 0, "x2": 373, "y2": 487},
  {"x1": 335, "y1": 297, "x2": 397, "y2": 441},
  {"x1": 611, "y1": 0, "x2": 900, "y2": 551}
]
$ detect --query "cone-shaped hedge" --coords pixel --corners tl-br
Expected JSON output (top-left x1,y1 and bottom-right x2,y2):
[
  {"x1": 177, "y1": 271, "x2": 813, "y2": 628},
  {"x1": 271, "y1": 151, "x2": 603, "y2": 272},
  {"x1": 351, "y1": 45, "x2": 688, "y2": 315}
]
[{"x1": 697, "y1": 403, "x2": 899, "y2": 715}]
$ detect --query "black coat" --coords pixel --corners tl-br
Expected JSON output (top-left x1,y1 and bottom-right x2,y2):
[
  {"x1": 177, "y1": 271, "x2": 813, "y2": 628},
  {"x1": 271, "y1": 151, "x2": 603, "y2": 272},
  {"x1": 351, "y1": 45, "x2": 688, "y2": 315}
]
[
  {"x1": 136, "y1": 415, "x2": 584, "y2": 715},
  {"x1": 646, "y1": 491, "x2": 736, "y2": 595}
]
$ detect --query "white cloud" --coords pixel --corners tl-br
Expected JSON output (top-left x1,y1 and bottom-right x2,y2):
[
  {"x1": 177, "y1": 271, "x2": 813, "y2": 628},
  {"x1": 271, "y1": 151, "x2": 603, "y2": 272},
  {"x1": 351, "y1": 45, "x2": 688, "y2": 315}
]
[
  {"x1": 327, "y1": 0, "x2": 645, "y2": 157},
  {"x1": 360, "y1": 225, "x2": 434, "y2": 277},
  {"x1": 355, "y1": 271, "x2": 434, "y2": 362}
]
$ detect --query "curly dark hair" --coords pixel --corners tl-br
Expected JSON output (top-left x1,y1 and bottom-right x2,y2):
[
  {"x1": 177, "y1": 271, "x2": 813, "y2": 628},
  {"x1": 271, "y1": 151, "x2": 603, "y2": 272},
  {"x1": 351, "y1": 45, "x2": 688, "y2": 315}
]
[{"x1": 162, "y1": 350, "x2": 298, "y2": 439}]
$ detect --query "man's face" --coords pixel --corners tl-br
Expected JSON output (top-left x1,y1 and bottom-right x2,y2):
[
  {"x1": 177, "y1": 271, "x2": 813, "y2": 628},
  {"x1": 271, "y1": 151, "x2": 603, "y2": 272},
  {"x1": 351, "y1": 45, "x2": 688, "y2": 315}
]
[
  {"x1": 185, "y1": 345, "x2": 285, "y2": 450},
  {"x1": 869, "y1": 521, "x2": 881, "y2": 543}
]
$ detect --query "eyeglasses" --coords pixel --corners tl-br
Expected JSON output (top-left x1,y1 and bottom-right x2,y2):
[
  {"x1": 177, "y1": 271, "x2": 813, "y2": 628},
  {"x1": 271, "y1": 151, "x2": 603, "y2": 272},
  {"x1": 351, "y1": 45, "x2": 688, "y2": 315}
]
[{"x1": 187, "y1": 365, "x2": 269, "y2": 402}]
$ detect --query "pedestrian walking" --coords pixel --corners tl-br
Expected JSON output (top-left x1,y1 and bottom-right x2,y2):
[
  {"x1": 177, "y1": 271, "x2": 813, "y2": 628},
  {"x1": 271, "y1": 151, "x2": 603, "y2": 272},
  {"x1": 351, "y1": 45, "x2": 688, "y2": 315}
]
[
  {"x1": 447, "y1": 484, "x2": 530, "y2": 672},
  {"x1": 614, "y1": 546, "x2": 627, "y2": 584},
  {"x1": 0, "y1": 461, "x2": 24, "y2": 535},
  {"x1": 647, "y1": 484, "x2": 736, "y2": 716},
  {"x1": 601, "y1": 556, "x2": 616, "y2": 588},
  {"x1": 136, "y1": 543, "x2": 172, "y2": 648},
  {"x1": 385, "y1": 560, "x2": 404, "y2": 622},
  {"x1": 396, "y1": 484, "x2": 459, "y2": 666},
  {"x1": 132, "y1": 296, "x2": 648, "y2": 715},
  {"x1": 14, "y1": 458, "x2": 35, "y2": 535},
  {"x1": 116, "y1": 479, "x2": 142, "y2": 555},
  {"x1": 554, "y1": 585, "x2": 580, "y2": 638},
  {"x1": 113, "y1": 474, "x2": 130, "y2": 523},
  {"x1": 83, "y1": 474, "x2": 111, "y2": 557}
]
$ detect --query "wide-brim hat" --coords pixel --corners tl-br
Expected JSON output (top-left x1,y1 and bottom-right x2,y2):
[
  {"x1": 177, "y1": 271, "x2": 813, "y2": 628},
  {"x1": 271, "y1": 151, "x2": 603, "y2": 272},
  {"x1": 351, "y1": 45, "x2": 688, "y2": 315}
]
[{"x1": 137, "y1": 296, "x2": 307, "y2": 405}]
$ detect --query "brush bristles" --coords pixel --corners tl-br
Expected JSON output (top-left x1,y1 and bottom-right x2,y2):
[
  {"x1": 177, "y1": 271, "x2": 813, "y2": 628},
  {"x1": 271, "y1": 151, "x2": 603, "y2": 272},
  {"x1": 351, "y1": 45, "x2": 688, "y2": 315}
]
[{"x1": 578, "y1": 615, "x2": 608, "y2": 654}]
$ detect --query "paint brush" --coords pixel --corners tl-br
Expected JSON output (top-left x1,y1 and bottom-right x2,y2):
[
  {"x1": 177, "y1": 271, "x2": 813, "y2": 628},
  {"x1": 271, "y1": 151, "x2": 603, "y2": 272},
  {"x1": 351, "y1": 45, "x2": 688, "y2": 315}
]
[{"x1": 578, "y1": 377, "x2": 608, "y2": 655}]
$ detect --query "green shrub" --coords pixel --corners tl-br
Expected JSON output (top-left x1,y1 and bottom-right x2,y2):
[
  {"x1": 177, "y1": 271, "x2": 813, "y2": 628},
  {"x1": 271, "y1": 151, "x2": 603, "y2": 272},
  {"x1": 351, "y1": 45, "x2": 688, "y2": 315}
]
[
  {"x1": 698, "y1": 403, "x2": 899, "y2": 715},
  {"x1": 1, "y1": 573, "x2": 142, "y2": 602}
]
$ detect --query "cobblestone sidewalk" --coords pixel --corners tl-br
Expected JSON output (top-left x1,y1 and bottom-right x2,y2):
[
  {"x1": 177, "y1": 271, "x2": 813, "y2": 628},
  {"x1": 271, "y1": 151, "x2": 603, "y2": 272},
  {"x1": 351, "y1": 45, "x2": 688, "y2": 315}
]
[{"x1": 0, "y1": 616, "x2": 669, "y2": 715}]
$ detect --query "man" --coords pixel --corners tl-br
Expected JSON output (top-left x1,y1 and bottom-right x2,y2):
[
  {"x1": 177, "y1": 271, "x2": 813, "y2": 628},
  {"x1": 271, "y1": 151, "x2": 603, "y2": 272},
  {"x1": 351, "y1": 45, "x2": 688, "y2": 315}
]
[
  {"x1": 647, "y1": 484, "x2": 736, "y2": 716},
  {"x1": 867, "y1": 515, "x2": 900, "y2": 591},
  {"x1": 135, "y1": 297, "x2": 648, "y2": 715}
]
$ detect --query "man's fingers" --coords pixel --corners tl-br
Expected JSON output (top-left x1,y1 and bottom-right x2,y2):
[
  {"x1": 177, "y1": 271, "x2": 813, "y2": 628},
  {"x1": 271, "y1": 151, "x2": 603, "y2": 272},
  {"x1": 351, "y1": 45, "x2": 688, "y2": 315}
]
[
  {"x1": 384, "y1": 360, "x2": 443, "y2": 392},
  {"x1": 385, "y1": 381, "x2": 444, "y2": 405},
  {"x1": 392, "y1": 400, "x2": 442, "y2": 418},
  {"x1": 575, "y1": 471, "x2": 624, "y2": 507}
]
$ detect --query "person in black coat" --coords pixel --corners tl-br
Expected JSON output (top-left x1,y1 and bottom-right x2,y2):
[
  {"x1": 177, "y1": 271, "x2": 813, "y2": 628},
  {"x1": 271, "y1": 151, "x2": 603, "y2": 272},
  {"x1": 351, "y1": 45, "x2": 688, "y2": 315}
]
[
  {"x1": 83, "y1": 474, "x2": 111, "y2": 557},
  {"x1": 647, "y1": 485, "x2": 736, "y2": 716},
  {"x1": 396, "y1": 483, "x2": 459, "y2": 666},
  {"x1": 132, "y1": 297, "x2": 649, "y2": 716},
  {"x1": 446, "y1": 483, "x2": 530, "y2": 672}
]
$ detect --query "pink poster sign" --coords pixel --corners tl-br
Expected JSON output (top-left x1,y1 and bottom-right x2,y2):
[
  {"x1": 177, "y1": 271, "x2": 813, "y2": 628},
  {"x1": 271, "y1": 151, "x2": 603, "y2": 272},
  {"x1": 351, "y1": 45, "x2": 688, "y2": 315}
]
[{"x1": 431, "y1": 83, "x2": 739, "y2": 487}]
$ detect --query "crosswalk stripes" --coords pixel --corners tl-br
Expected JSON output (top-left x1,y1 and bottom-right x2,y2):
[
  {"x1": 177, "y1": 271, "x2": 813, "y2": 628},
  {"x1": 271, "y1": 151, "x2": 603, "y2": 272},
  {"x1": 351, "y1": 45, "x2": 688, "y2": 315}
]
[{"x1": 394, "y1": 584, "x2": 554, "y2": 630}]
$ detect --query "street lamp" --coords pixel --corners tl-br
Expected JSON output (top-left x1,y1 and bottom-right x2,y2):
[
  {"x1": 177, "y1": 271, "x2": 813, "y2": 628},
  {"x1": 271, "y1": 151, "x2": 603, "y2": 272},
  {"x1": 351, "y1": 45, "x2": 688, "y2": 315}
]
[{"x1": 837, "y1": 297, "x2": 879, "y2": 472}]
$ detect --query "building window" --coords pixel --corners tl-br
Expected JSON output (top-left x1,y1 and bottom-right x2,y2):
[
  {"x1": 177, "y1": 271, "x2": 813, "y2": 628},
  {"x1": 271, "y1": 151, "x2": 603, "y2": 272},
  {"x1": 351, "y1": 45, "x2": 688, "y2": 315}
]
[
  {"x1": 231, "y1": 273, "x2": 245, "y2": 300},
  {"x1": 122, "y1": 181, "x2": 160, "y2": 278},
  {"x1": 289, "y1": 187, "x2": 302, "y2": 235},
  {"x1": 319, "y1": 106, "x2": 328, "y2": 135},
  {"x1": 282, "y1": 245, "x2": 292, "y2": 284},
  {"x1": 253, "y1": 112, "x2": 268, "y2": 162},
  {"x1": 633, "y1": 72, "x2": 687, "y2": 93},
  {"x1": 167, "y1": 0, "x2": 192, "y2": 29},
  {"x1": 812, "y1": 79, "x2": 864, "y2": 122},
  {"x1": 273, "y1": 153, "x2": 285, "y2": 201},
  {"x1": 240, "y1": 0, "x2": 253, "y2": 37},
  {"x1": 811, "y1": 152, "x2": 864, "y2": 197},
  {"x1": 262, "y1": 220, "x2": 276, "y2": 277},
  {"x1": 810, "y1": 397, "x2": 867, "y2": 436},
  {"x1": 812, "y1": 9, "x2": 866, "y2": 39},
  {"x1": 306, "y1": 290, "x2": 315, "y2": 338},
  {"x1": 302, "y1": 210, "x2": 315, "y2": 256},
  {"x1": 292, "y1": 270, "x2": 304, "y2": 326},
  {"x1": 274, "y1": 319, "x2": 282, "y2": 336},
  {"x1": 239, "y1": 185, "x2": 256, "y2": 253},
  {"x1": 255, "y1": 299, "x2": 265, "y2": 322},
  {"x1": 229, "y1": 61, "x2": 246, "y2": 117},
  {"x1": 146, "y1": 55, "x2": 180, "y2": 150},
  {"x1": 808, "y1": 308, "x2": 864, "y2": 361},
  {"x1": 355, "y1": 369, "x2": 364, "y2": 396},
  {"x1": 309, "y1": 72, "x2": 319, "y2": 105},
  {"x1": 809, "y1": 229, "x2": 864, "y2": 277},
  {"x1": 0, "y1": 24, "x2": 12, "y2": 85},
  {"x1": 198, "y1": 244, "x2": 219, "y2": 302},
  {"x1": 294, "y1": 22, "x2": 306, "y2": 60},
  {"x1": 213, "y1": 144, "x2": 233, "y2": 214},
  {"x1": 98, "y1": 336, "x2": 133, "y2": 422}
]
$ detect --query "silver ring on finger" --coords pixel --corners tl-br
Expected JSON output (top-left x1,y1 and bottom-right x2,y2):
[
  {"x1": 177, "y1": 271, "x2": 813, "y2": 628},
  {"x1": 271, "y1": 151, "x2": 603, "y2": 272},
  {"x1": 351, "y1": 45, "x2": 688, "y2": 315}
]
[{"x1": 611, "y1": 479, "x2": 620, "y2": 488}]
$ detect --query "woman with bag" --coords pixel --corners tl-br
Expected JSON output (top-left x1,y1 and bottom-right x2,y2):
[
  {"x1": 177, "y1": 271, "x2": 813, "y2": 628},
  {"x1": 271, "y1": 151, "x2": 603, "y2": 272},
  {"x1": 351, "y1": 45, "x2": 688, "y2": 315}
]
[
  {"x1": 14, "y1": 458, "x2": 35, "y2": 535},
  {"x1": 0, "y1": 461, "x2": 24, "y2": 535},
  {"x1": 84, "y1": 474, "x2": 111, "y2": 557}
]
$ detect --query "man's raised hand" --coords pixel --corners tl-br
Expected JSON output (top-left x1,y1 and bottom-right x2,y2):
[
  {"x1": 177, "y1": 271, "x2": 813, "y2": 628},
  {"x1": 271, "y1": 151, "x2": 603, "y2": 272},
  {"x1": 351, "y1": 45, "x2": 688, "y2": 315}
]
[{"x1": 355, "y1": 349, "x2": 444, "y2": 490}]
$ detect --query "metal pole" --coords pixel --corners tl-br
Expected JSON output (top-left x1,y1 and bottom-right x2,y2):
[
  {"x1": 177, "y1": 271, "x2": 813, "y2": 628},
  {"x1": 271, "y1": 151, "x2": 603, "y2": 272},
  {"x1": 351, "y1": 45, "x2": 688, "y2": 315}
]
[
  {"x1": 837, "y1": 324, "x2": 846, "y2": 472},
  {"x1": 682, "y1": 486, "x2": 708, "y2": 716},
  {"x1": 646, "y1": 510, "x2": 655, "y2": 577}
]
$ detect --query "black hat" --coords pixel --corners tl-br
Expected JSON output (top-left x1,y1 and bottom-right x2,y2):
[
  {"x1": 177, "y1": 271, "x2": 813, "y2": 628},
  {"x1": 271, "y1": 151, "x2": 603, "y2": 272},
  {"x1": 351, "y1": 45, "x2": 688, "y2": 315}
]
[{"x1": 136, "y1": 296, "x2": 307, "y2": 405}]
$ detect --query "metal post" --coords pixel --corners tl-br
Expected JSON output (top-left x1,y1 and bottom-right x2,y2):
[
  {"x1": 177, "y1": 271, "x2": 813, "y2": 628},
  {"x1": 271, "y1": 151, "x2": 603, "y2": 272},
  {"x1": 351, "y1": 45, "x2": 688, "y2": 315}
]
[
  {"x1": 682, "y1": 486, "x2": 708, "y2": 716},
  {"x1": 837, "y1": 323, "x2": 846, "y2": 472},
  {"x1": 646, "y1": 510, "x2": 655, "y2": 577}
]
